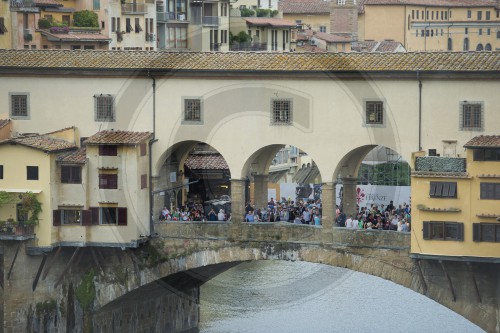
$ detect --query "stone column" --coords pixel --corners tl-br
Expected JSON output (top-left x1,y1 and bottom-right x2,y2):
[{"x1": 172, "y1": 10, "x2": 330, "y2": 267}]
[
  {"x1": 230, "y1": 179, "x2": 246, "y2": 224},
  {"x1": 321, "y1": 182, "x2": 335, "y2": 229},
  {"x1": 253, "y1": 175, "x2": 269, "y2": 211},
  {"x1": 342, "y1": 177, "x2": 358, "y2": 218},
  {"x1": 151, "y1": 176, "x2": 162, "y2": 221}
]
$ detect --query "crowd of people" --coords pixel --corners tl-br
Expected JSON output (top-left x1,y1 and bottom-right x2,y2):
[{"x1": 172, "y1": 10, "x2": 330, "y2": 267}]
[
  {"x1": 335, "y1": 200, "x2": 411, "y2": 232},
  {"x1": 157, "y1": 198, "x2": 411, "y2": 232}
]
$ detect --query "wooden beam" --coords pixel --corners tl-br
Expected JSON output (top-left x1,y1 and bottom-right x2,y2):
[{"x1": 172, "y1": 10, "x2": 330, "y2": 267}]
[
  {"x1": 7, "y1": 243, "x2": 21, "y2": 280},
  {"x1": 414, "y1": 259, "x2": 427, "y2": 295},
  {"x1": 90, "y1": 247, "x2": 105, "y2": 276},
  {"x1": 440, "y1": 260, "x2": 456, "y2": 302},
  {"x1": 42, "y1": 246, "x2": 62, "y2": 280},
  {"x1": 32, "y1": 255, "x2": 48, "y2": 291},
  {"x1": 466, "y1": 262, "x2": 482, "y2": 303},
  {"x1": 54, "y1": 248, "x2": 80, "y2": 288}
]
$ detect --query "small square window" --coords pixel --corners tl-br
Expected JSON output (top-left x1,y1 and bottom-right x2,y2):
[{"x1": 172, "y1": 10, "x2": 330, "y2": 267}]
[
  {"x1": 183, "y1": 98, "x2": 202, "y2": 123},
  {"x1": 365, "y1": 101, "x2": 384, "y2": 125},
  {"x1": 61, "y1": 166, "x2": 82, "y2": 184},
  {"x1": 94, "y1": 95, "x2": 115, "y2": 122},
  {"x1": 27, "y1": 166, "x2": 39, "y2": 180},
  {"x1": 10, "y1": 93, "x2": 30, "y2": 119},
  {"x1": 271, "y1": 99, "x2": 292, "y2": 125},
  {"x1": 62, "y1": 210, "x2": 82, "y2": 225},
  {"x1": 99, "y1": 173, "x2": 118, "y2": 189},
  {"x1": 459, "y1": 101, "x2": 483, "y2": 131},
  {"x1": 99, "y1": 145, "x2": 118, "y2": 156},
  {"x1": 101, "y1": 207, "x2": 118, "y2": 224}
]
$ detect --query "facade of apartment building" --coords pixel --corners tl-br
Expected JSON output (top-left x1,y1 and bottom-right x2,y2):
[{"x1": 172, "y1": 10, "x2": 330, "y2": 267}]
[
  {"x1": 279, "y1": 0, "x2": 330, "y2": 33},
  {"x1": 230, "y1": 17, "x2": 294, "y2": 51},
  {"x1": 411, "y1": 136, "x2": 500, "y2": 260}
]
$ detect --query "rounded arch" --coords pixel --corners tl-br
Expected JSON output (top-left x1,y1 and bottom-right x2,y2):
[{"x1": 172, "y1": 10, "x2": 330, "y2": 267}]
[
  {"x1": 447, "y1": 37, "x2": 453, "y2": 51},
  {"x1": 463, "y1": 38, "x2": 469, "y2": 51},
  {"x1": 476, "y1": 43, "x2": 484, "y2": 51},
  {"x1": 485, "y1": 43, "x2": 492, "y2": 51}
]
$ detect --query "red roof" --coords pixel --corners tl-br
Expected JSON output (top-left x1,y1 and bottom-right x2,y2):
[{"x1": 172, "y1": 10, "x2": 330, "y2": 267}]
[
  {"x1": 0, "y1": 134, "x2": 76, "y2": 152},
  {"x1": 57, "y1": 147, "x2": 87, "y2": 164},
  {"x1": 464, "y1": 135, "x2": 500, "y2": 148},
  {"x1": 40, "y1": 31, "x2": 111, "y2": 42},
  {"x1": 279, "y1": 0, "x2": 331, "y2": 14},
  {"x1": 34, "y1": 0, "x2": 62, "y2": 6},
  {"x1": 185, "y1": 153, "x2": 228, "y2": 170},
  {"x1": 85, "y1": 130, "x2": 152, "y2": 145},
  {"x1": 244, "y1": 18, "x2": 297, "y2": 28},
  {"x1": 363, "y1": 0, "x2": 499, "y2": 8}
]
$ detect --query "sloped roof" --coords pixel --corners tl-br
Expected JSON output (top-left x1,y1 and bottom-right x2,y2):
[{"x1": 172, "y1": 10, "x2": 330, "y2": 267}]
[
  {"x1": 40, "y1": 31, "x2": 111, "y2": 42},
  {"x1": 85, "y1": 130, "x2": 152, "y2": 145},
  {"x1": 313, "y1": 32, "x2": 355, "y2": 43},
  {"x1": 244, "y1": 18, "x2": 297, "y2": 27},
  {"x1": 0, "y1": 134, "x2": 76, "y2": 152},
  {"x1": 34, "y1": 0, "x2": 62, "y2": 6},
  {"x1": 363, "y1": 0, "x2": 499, "y2": 8},
  {"x1": 279, "y1": 0, "x2": 331, "y2": 14},
  {"x1": 185, "y1": 153, "x2": 229, "y2": 170},
  {"x1": 464, "y1": 135, "x2": 500, "y2": 148},
  {"x1": 57, "y1": 147, "x2": 87, "y2": 164},
  {"x1": 0, "y1": 119, "x2": 10, "y2": 129},
  {"x1": 0, "y1": 49, "x2": 500, "y2": 73},
  {"x1": 351, "y1": 40, "x2": 405, "y2": 52}
]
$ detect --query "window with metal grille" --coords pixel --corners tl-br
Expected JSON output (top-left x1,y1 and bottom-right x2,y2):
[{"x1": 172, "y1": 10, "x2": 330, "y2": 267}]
[
  {"x1": 99, "y1": 173, "x2": 118, "y2": 189},
  {"x1": 61, "y1": 166, "x2": 82, "y2": 184},
  {"x1": 10, "y1": 94, "x2": 29, "y2": 118},
  {"x1": 365, "y1": 101, "x2": 384, "y2": 125},
  {"x1": 480, "y1": 182, "x2": 500, "y2": 200},
  {"x1": 27, "y1": 166, "x2": 39, "y2": 180},
  {"x1": 184, "y1": 99, "x2": 202, "y2": 122},
  {"x1": 429, "y1": 181, "x2": 457, "y2": 198},
  {"x1": 94, "y1": 95, "x2": 115, "y2": 122},
  {"x1": 126, "y1": 18, "x2": 133, "y2": 33},
  {"x1": 271, "y1": 99, "x2": 292, "y2": 125},
  {"x1": 473, "y1": 223, "x2": 500, "y2": 242},
  {"x1": 460, "y1": 101, "x2": 483, "y2": 130},
  {"x1": 0, "y1": 17, "x2": 8, "y2": 34},
  {"x1": 135, "y1": 18, "x2": 142, "y2": 33},
  {"x1": 423, "y1": 221, "x2": 464, "y2": 241}
]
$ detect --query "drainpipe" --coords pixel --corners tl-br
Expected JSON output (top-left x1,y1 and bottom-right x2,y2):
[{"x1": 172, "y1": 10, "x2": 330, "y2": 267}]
[
  {"x1": 148, "y1": 70, "x2": 157, "y2": 236},
  {"x1": 417, "y1": 69, "x2": 422, "y2": 152}
]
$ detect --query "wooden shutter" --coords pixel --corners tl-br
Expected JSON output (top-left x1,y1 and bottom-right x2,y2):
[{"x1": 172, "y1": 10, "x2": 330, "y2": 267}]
[
  {"x1": 90, "y1": 207, "x2": 100, "y2": 225},
  {"x1": 118, "y1": 207, "x2": 127, "y2": 226},
  {"x1": 423, "y1": 221, "x2": 430, "y2": 240},
  {"x1": 53, "y1": 210, "x2": 61, "y2": 226},
  {"x1": 457, "y1": 223, "x2": 464, "y2": 241},
  {"x1": 141, "y1": 174, "x2": 147, "y2": 189},
  {"x1": 81, "y1": 210, "x2": 92, "y2": 226},
  {"x1": 140, "y1": 143, "x2": 147, "y2": 156},
  {"x1": 473, "y1": 149, "x2": 484, "y2": 161},
  {"x1": 429, "y1": 182, "x2": 437, "y2": 197},
  {"x1": 472, "y1": 223, "x2": 481, "y2": 242},
  {"x1": 449, "y1": 182, "x2": 457, "y2": 198}
]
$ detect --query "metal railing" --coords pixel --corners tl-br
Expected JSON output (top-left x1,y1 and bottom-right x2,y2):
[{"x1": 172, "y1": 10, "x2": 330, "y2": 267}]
[
  {"x1": 10, "y1": 0, "x2": 36, "y2": 9},
  {"x1": 122, "y1": 3, "x2": 148, "y2": 14},
  {"x1": 0, "y1": 222, "x2": 35, "y2": 238},
  {"x1": 231, "y1": 42, "x2": 268, "y2": 51},
  {"x1": 157, "y1": 12, "x2": 175, "y2": 22},
  {"x1": 202, "y1": 16, "x2": 220, "y2": 26}
]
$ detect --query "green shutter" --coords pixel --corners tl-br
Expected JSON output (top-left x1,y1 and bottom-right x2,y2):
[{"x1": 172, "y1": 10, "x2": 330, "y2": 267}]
[
  {"x1": 423, "y1": 221, "x2": 430, "y2": 240},
  {"x1": 472, "y1": 223, "x2": 481, "y2": 242}
]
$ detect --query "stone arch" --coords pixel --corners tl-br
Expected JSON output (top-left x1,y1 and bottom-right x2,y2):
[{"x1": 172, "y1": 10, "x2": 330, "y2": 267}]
[
  {"x1": 463, "y1": 38, "x2": 469, "y2": 51},
  {"x1": 485, "y1": 43, "x2": 492, "y2": 51},
  {"x1": 476, "y1": 43, "x2": 484, "y2": 51}
]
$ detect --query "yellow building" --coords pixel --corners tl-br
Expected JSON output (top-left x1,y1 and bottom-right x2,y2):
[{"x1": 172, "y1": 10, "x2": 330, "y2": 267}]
[
  {"x1": 0, "y1": 126, "x2": 152, "y2": 250},
  {"x1": 358, "y1": 0, "x2": 500, "y2": 52},
  {"x1": 279, "y1": 0, "x2": 331, "y2": 33},
  {"x1": 411, "y1": 135, "x2": 500, "y2": 260}
]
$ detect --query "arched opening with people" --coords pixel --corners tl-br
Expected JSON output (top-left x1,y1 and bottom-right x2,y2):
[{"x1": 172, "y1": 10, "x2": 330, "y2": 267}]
[
  {"x1": 240, "y1": 144, "x2": 323, "y2": 225},
  {"x1": 332, "y1": 145, "x2": 411, "y2": 232},
  {"x1": 154, "y1": 141, "x2": 232, "y2": 222}
]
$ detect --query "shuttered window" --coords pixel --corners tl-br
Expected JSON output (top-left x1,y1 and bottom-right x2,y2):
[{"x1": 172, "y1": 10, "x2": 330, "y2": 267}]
[
  {"x1": 429, "y1": 181, "x2": 457, "y2": 198},
  {"x1": 61, "y1": 166, "x2": 82, "y2": 184},
  {"x1": 99, "y1": 173, "x2": 118, "y2": 189},
  {"x1": 423, "y1": 221, "x2": 464, "y2": 241},
  {"x1": 480, "y1": 183, "x2": 500, "y2": 200},
  {"x1": 99, "y1": 145, "x2": 117, "y2": 156},
  {"x1": 473, "y1": 223, "x2": 500, "y2": 242}
]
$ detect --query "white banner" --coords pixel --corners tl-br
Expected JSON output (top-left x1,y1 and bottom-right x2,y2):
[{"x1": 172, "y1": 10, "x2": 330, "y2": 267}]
[{"x1": 336, "y1": 184, "x2": 411, "y2": 208}]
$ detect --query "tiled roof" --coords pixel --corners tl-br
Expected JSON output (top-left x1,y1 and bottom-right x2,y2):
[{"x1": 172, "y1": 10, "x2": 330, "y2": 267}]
[
  {"x1": 244, "y1": 18, "x2": 297, "y2": 27},
  {"x1": 57, "y1": 147, "x2": 87, "y2": 164},
  {"x1": 185, "y1": 153, "x2": 229, "y2": 170},
  {"x1": 363, "y1": 0, "x2": 498, "y2": 8},
  {"x1": 351, "y1": 40, "x2": 405, "y2": 52},
  {"x1": 85, "y1": 130, "x2": 152, "y2": 145},
  {"x1": 464, "y1": 135, "x2": 500, "y2": 148},
  {"x1": 0, "y1": 134, "x2": 76, "y2": 152},
  {"x1": 0, "y1": 49, "x2": 500, "y2": 72},
  {"x1": 313, "y1": 32, "x2": 354, "y2": 43},
  {"x1": 279, "y1": 0, "x2": 331, "y2": 14},
  {"x1": 40, "y1": 31, "x2": 111, "y2": 42},
  {"x1": 0, "y1": 119, "x2": 9, "y2": 129},
  {"x1": 34, "y1": 0, "x2": 62, "y2": 6}
]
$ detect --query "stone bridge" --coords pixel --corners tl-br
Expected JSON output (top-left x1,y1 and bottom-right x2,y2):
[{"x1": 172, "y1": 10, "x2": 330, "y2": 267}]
[{"x1": 1, "y1": 223, "x2": 499, "y2": 333}]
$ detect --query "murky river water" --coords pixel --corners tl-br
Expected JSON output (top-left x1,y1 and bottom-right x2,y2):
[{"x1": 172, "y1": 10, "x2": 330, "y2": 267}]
[{"x1": 199, "y1": 261, "x2": 484, "y2": 333}]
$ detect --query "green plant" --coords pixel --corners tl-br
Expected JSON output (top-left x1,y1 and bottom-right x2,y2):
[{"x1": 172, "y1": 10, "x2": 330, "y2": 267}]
[
  {"x1": 231, "y1": 31, "x2": 252, "y2": 43},
  {"x1": 256, "y1": 8, "x2": 271, "y2": 17},
  {"x1": 240, "y1": 8, "x2": 255, "y2": 17},
  {"x1": 38, "y1": 17, "x2": 53, "y2": 29},
  {"x1": 75, "y1": 269, "x2": 96, "y2": 312},
  {"x1": 35, "y1": 299, "x2": 57, "y2": 316},
  {"x1": 73, "y1": 10, "x2": 99, "y2": 28},
  {"x1": 18, "y1": 192, "x2": 42, "y2": 225}
]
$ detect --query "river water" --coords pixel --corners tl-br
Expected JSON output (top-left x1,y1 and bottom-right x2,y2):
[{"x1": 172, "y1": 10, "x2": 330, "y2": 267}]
[{"x1": 199, "y1": 261, "x2": 484, "y2": 333}]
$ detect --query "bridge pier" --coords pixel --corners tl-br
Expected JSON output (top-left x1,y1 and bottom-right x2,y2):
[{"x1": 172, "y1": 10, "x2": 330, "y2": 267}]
[
  {"x1": 253, "y1": 175, "x2": 269, "y2": 213},
  {"x1": 320, "y1": 182, "x2": 335, "y2": 241},
  {"x1": 341, "y1": 177, "x2": 358, "y2": 218}
]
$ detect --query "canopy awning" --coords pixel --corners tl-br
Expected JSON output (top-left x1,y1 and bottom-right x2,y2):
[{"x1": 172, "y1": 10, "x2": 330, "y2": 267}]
[{"x1": 0, "y1": 189, "x2": 42, "y2": 193}]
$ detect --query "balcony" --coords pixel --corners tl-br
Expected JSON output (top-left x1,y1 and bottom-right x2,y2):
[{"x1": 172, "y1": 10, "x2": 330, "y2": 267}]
[
  {"x1": 230, "y1": 42, "x2": 268, "y2": 51},
  {"x1": 122, "y1": 2, "x2": 148, "y2": 14},
  {"x1": 0, "y1": 221, "x2": 35, "y2": 240},
  {"x1": 23, "y1": 28, "x2": 33, "y2": 42},
  {"x1": 10, "y1": 0, "x2": 38, "y2": 11},
  {"x1": 202, "y1": 16, "x2": 220, "y2": 26},
  {"x1": 157, "y1": 12, "x2": 175, "y2": 22},
  {"x1": 145, "y1": 32, "x2": 155, "y2": 42}
]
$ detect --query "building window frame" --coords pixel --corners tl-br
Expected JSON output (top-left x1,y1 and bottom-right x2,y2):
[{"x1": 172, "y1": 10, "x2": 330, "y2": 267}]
[
  {"x1": 61, "y1": 209, "x2": 82, "y2": 225},
  {"x1": 480, "y1": 182, "x2": 500, "y2": 200},
  {"x1": 27, "y1": 166, "x2": 39, "y2": 180},
  {"x1": 99, "y1": 145, "x2": 118, "y2": 156},
  {"x1": 363, "y1": 99, "x2": 386, "y2": 127},
  {"x1": 9, "y1": 93, "x2": 30, "y2": 119},
  {"x1": 94, "y1": 94, "x2": 115, "y2": 122},
  {"x1": 61, "y1": 165, "x2": 82, "y2": 184},
  {"x1": 271, "y1": 99, "x2": 293, "y2": 125},
  {"x1": 182, "y1": 97, "x2": 203, "y2": 124},
  {"x1": 99, "y1": 173, "x2": 118, "y2": 189},
  {"x1": 473, "y1": 223, "x2": 500, "y2": 242},
  {"x1": 423, "y1": 221, "x2": 464, "y2": 241},
  {"x1": 459, "y1": 101, "x2": 483, "y2": 131},
  {"x1": 429, "y1": 181, "x2": 457, "y2": 198}
]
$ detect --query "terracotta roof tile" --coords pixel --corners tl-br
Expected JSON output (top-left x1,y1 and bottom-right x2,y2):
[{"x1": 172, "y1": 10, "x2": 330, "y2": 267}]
[
  {"x1": 0, "y1": 49, "x2": 500, "y2": 72},
  {"x1": 0, "y1": 119, "x2": 10, "y2": 130},
  {"x1": 313, "y1": 32, "x2": 355, "y2": 42},
  {"x1": 244, "y1": 18, "x2": 297, "y2": 27},
  {"x1": 85, "y1": 130, "x2": 152, "y2": 145},
  {"x1": 464, "y1": 135, "x2": 500, "y2": 148},
  {"x1": 0, "y1": 134, "x2": 77, "y2": 152},
  {"x1": 40, "y1": 31, "x2": 111, "y2": 42},
  {"x1": 279, "y1": 0, "x2": 331, "y2": 14},
  {"x1": 185, "y1": 154, "x2": 229, "y2": 170},
  {"x1": 364, "y1": 0, "x2": 498, "y2": 8},
  {"x1": 34, "y1": 0, "x2": 62, "y2": 6},
  {"x1": 351, "y1": 40, "x2": 405, "y2": 52},
  {"x1": 57, "y1": 147, "x2": 87, "y2": 164}
]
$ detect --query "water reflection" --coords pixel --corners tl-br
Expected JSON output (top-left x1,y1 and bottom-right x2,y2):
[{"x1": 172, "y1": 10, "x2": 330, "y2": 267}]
[{"x1": 200, "y1": 261, "x2": 483, "y2": 333}]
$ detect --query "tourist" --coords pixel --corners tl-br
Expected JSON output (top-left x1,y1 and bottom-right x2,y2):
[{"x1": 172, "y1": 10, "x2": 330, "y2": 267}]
[
  {"x1": 345, "y1": 215, "x2": 355, "y2": 229},
  {"x1": 303, "y1": 208, "x2": 311, "y2": 225},
  {"x1": 401, "y1": 219, "x2": 408, "y2": 232},
  {"x1": 245, "y1": 210, "x2": 255, "y2": 222},
  {"x1": 313, "y1": 213, "x2": 321, "y2": 226},
  {"x1": 218, "y1": 209, "x2": 226, "y2": 221},
  {"x1": 207, "y1": 208, "x2": 217, "y2": 221}
]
